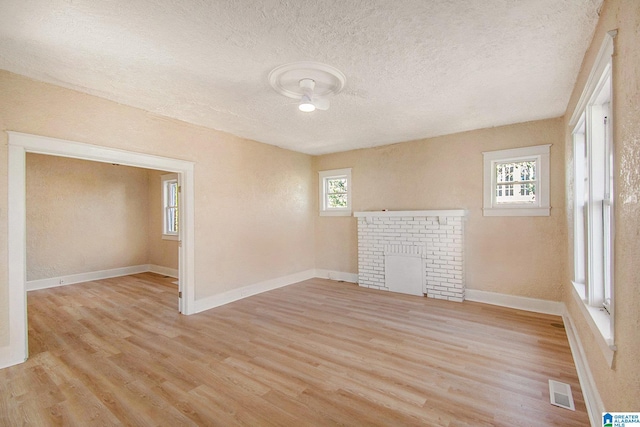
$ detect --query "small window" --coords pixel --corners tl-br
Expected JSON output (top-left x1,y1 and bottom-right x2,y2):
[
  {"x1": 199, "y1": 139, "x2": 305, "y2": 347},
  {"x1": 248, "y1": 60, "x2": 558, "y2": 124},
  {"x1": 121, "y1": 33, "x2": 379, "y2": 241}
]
[
  {"x1": 483, "y1": 145, "x2": 550, "y2": 216},
  {"x1": 319, "y1": 168, "x2": 352, "y2": 216},
  {"x1": 162, "y1": 173, "x2": 179, "y2": 240},
  {"x1": 495, "y1": 161, "x2": 535, "y2": 204}
]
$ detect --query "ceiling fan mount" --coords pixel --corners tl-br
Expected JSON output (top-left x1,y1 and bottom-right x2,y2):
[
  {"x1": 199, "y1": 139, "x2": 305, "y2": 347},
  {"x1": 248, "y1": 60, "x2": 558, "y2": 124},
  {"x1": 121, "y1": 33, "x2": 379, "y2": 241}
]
[{"x1": 268, "y1": 61, "x2": 345, "y2": 112}]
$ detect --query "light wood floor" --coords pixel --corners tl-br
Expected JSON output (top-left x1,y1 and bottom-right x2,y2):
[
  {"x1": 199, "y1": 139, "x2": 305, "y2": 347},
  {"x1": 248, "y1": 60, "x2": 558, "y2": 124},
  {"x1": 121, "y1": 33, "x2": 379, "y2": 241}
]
[{"x1": 0, "y1": 273, "x2": 589, "y2": 426}]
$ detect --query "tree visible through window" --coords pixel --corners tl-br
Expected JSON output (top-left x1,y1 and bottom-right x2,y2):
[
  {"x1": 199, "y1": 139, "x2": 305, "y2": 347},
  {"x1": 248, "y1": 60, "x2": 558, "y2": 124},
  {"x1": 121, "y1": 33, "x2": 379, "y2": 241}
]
[
  {"x1": 318, "y1": 168, "x2": 352, "y2": 216},
  {"x1": 326, "y1": 177, "x2": 348, "y2": 208}
]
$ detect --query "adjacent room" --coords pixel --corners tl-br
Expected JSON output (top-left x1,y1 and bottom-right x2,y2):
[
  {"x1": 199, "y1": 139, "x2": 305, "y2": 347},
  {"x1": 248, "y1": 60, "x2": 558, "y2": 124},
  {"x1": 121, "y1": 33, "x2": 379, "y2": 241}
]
[
  {"x1": 0, "y1": 0, "x2": 638, "y2": 426},
  {"x1": 25, "y1": 154, "x2": 180, "y2": 294}
]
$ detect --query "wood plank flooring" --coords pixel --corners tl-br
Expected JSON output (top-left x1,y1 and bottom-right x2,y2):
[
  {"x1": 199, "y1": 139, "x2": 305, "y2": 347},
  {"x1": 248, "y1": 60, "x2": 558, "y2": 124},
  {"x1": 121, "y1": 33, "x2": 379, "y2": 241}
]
[{"x1": 0, "y1": 273, "x2": 590, "y2": 426}]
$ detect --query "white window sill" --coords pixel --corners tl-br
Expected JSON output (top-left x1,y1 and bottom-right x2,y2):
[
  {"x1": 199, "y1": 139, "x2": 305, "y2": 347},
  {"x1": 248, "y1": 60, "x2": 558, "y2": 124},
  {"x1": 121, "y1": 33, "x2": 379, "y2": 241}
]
[
  {"x1": 162, "y1": 234, "x2": 179, "y2": 241},
  {"x1": 320, "y1": 210, "x2": 352, "y2": 217},
  {"x1": 483, "y1": 207, "x2": 550, "y2": 217},
  {"x1": 571, "y1": 281, "x2": 615, "y2": 367}
]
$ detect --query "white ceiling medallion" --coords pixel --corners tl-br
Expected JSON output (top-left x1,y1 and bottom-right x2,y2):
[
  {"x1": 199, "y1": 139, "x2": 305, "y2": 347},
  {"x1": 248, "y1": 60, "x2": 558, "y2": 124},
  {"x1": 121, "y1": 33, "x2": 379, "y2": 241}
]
[{"x1": 268, "y1": 61, "x2": 346, "y2": 112}]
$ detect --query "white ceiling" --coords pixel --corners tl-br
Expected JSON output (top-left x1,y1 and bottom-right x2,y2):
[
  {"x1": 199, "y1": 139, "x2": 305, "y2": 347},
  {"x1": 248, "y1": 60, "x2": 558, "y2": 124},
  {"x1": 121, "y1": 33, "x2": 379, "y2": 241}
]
[{"x1": 0, "y1": 0, "x2": 601, "y2": 155}]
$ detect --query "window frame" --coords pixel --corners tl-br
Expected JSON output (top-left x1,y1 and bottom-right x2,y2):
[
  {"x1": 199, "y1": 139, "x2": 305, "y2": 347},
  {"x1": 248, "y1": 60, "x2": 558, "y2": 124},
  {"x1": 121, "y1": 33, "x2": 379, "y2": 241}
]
[
  {"x1": 162, "y1": 173, "x2": 179, "y2": 240},
  {"x1": 569, "y1": 30, "x2": 616, "y2": 366},
  {"x1": 319, "y1": 168, "x2": 352, "y2": 216},
  {"x1": 482, "y1": 144, "x2": 551, "y2": 217}
]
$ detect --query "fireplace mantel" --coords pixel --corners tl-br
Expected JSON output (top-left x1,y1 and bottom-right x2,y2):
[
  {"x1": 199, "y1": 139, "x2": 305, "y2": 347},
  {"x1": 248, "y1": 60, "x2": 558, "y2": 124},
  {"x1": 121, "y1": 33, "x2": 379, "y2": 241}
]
[{"x1": 354, "y1": 210, "x2": 466, "y2": 218}]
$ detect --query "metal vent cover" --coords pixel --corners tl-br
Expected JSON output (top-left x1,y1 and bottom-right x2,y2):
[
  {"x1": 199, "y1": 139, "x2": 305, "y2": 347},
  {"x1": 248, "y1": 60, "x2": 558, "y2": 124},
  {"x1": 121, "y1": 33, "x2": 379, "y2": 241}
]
[{"x1": 549, "y1": 379, "x2": 575, "y2": 411}]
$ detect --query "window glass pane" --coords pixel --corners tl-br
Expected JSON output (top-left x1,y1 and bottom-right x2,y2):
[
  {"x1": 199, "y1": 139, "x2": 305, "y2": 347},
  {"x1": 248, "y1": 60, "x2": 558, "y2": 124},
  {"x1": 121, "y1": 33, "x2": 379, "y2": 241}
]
[
  {"x1": 163, "y1": 178, "x2": 179, "y2": 234},
  {"x1": 519, "y1": 183, "x2": 535, "y2": 196},
  {"x1": 319, "y1": 168, "x2": 351, "y2": 215},
  {"x1": 169, "y1": 182, "x2": 178, "y2": 207},
  {"x1": 495, "y1": 161, "x2": 536, "y2": 204},
  {"x1": 327, "y1": 178, "x2": 347, "y2": 194},
  {"x1": 327, "y1": 193, "x2": 348, "y2": 208},
  {"x1": 173, "y1": 206, "x2": 179, "y2": 232},
  {"x1": 496, "y1": 161, "x2": 535, "y2": 183},
  {"x1": 166, "y1": 207, "x2": 178, "y2": 233},
  {"x1": 497, "y1": 164, "x2": 514, "y2": 182}
]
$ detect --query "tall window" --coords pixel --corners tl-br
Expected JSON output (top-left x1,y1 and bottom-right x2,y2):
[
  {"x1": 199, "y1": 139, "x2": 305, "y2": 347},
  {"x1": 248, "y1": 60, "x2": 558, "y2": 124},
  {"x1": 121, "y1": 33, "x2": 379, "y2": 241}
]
[
  {"x1": 569, "y1": 31, "x2": 616, "y2": 356},
  {"x1": 162, "y1": 173, "x2": 179, "y2": 240},
  {"x1": 573, "y1": 68, "x2": 613, "y2": 312},
  {"x1": 483, "y1": 145, "x2": 550, "y2": 216},
  {"x1": 319, "y1": 168, "x2": 352, "y2": 216}
]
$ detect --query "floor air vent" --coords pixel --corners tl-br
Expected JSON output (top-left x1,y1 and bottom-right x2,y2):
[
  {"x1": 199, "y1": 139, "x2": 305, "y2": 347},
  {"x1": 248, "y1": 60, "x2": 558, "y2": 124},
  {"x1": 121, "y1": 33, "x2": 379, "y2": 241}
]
[{"x1": 548, "y1": 380, "x2": 575, "y2": 411}]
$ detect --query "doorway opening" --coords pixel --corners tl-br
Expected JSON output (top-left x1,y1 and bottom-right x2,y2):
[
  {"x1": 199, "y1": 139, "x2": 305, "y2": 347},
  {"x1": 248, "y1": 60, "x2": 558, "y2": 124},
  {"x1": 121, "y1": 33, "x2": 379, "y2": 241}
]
[{"x1": 5, "y1": 132, "x2": 195, "y2": 369}]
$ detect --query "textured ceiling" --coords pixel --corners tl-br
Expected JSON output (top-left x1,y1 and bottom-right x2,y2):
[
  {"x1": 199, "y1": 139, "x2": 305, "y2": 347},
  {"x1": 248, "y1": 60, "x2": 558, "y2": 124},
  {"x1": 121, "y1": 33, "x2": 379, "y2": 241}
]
[{"x1": 0, "y1": 0, "x2": 601, "y2": 155}]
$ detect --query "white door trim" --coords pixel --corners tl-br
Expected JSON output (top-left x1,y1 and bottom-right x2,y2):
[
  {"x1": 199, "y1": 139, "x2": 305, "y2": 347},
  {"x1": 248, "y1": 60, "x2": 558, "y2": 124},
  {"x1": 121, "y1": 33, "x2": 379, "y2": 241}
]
[{"x1": 3, "y1": 131, "x2": 196, "y2": 368}]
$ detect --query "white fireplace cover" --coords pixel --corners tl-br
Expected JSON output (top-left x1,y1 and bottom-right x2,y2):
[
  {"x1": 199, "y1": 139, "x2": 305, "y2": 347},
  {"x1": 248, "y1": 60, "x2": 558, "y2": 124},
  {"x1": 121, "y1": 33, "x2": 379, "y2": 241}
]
[{"x1": 384, "y1": 244, "x2": 425, "y2": 296}]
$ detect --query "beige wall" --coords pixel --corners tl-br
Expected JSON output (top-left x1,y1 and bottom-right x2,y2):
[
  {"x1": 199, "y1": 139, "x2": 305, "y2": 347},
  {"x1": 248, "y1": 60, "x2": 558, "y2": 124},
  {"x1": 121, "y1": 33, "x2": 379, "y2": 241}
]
[
  {"x1": 314, "y1": 118, "x2": 567, "y2": 300},
  {"x1": 147, "y1": 169, "x2": 179, "y2": 270},
  {"x1": 0, "y1": 70, "x2": 316, "y2": 344},
  {"x1": 25, "y1": 155, "x2": 179, "y2": 281},
  {"x1": 562, "y1": 0, "x2": 640, "y2": 410},
  {"x1": 25, "y1": 154, "x2": 151, "y2": 280}
]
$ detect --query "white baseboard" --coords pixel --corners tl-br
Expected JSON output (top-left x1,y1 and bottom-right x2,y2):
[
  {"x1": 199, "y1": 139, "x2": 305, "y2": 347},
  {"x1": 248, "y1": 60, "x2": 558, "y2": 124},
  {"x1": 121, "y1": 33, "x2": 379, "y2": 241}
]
[
  {"x1": 465, "y1": 289, "x2": 564, "y2": 315},
  {"x1": 562, "y1": 308, "x2": 604, "y2": 427},
  {"x1": 25, "y1": 265, "x2": 353, "y2": 297},
  {"x1": 26, "y1": 265, "x2": 150, "y2": 291},
  {"x1": 193, "y1": 269, "x2": 359, "y2": 314},
  {"x1": 193, "y1": 269, "x2": 317, "y2": 314},
  {"x1": 314, "y1": 269, "x2": 358, "y2": 283},
  {"x1": 0, "y1": 344, "x2": 27, "y2": 370},
  {"x1": 26, "y1": 264, "x2": 179, "y2": 291},
  {"x1": 147, "y1": 264, "x2": 178, "y2": 278}
]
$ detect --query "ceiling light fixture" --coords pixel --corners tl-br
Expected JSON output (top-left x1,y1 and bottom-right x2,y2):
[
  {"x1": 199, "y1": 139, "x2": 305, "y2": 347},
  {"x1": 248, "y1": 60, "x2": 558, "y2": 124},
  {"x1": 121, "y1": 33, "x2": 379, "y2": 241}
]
[
  {"x1": 299, "y1": 94, "x2": 316, "y2": 112},
  {"x1": 269, "y1": 61, "x2": 346, "y2": 113}
]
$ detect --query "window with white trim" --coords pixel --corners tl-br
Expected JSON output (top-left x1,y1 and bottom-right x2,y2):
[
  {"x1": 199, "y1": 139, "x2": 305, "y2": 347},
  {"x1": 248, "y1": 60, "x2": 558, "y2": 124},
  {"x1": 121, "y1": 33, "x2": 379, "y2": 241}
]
[
  {"x1": 569, "y1": 31, "x2": 616, "y2": 362},
  {"x1": 162, "y1": 173, "x2": 179, "y2": 240},
  {"x1": 573, "y1": 46, "x2": 614, "y2": 313},
  {"x1": 483, "y1": 145, "x2": 550, "y2": 216},
  {"x1": 319, "y1": 168, "x2": 351, "y2": 216}
]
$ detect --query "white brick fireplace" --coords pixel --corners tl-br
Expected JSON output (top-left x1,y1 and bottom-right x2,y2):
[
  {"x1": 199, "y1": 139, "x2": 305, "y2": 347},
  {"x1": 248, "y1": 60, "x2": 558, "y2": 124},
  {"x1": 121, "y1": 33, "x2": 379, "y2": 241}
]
[{"x1": 354, "y1": 210, "x2": 466, "y2": 302}]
